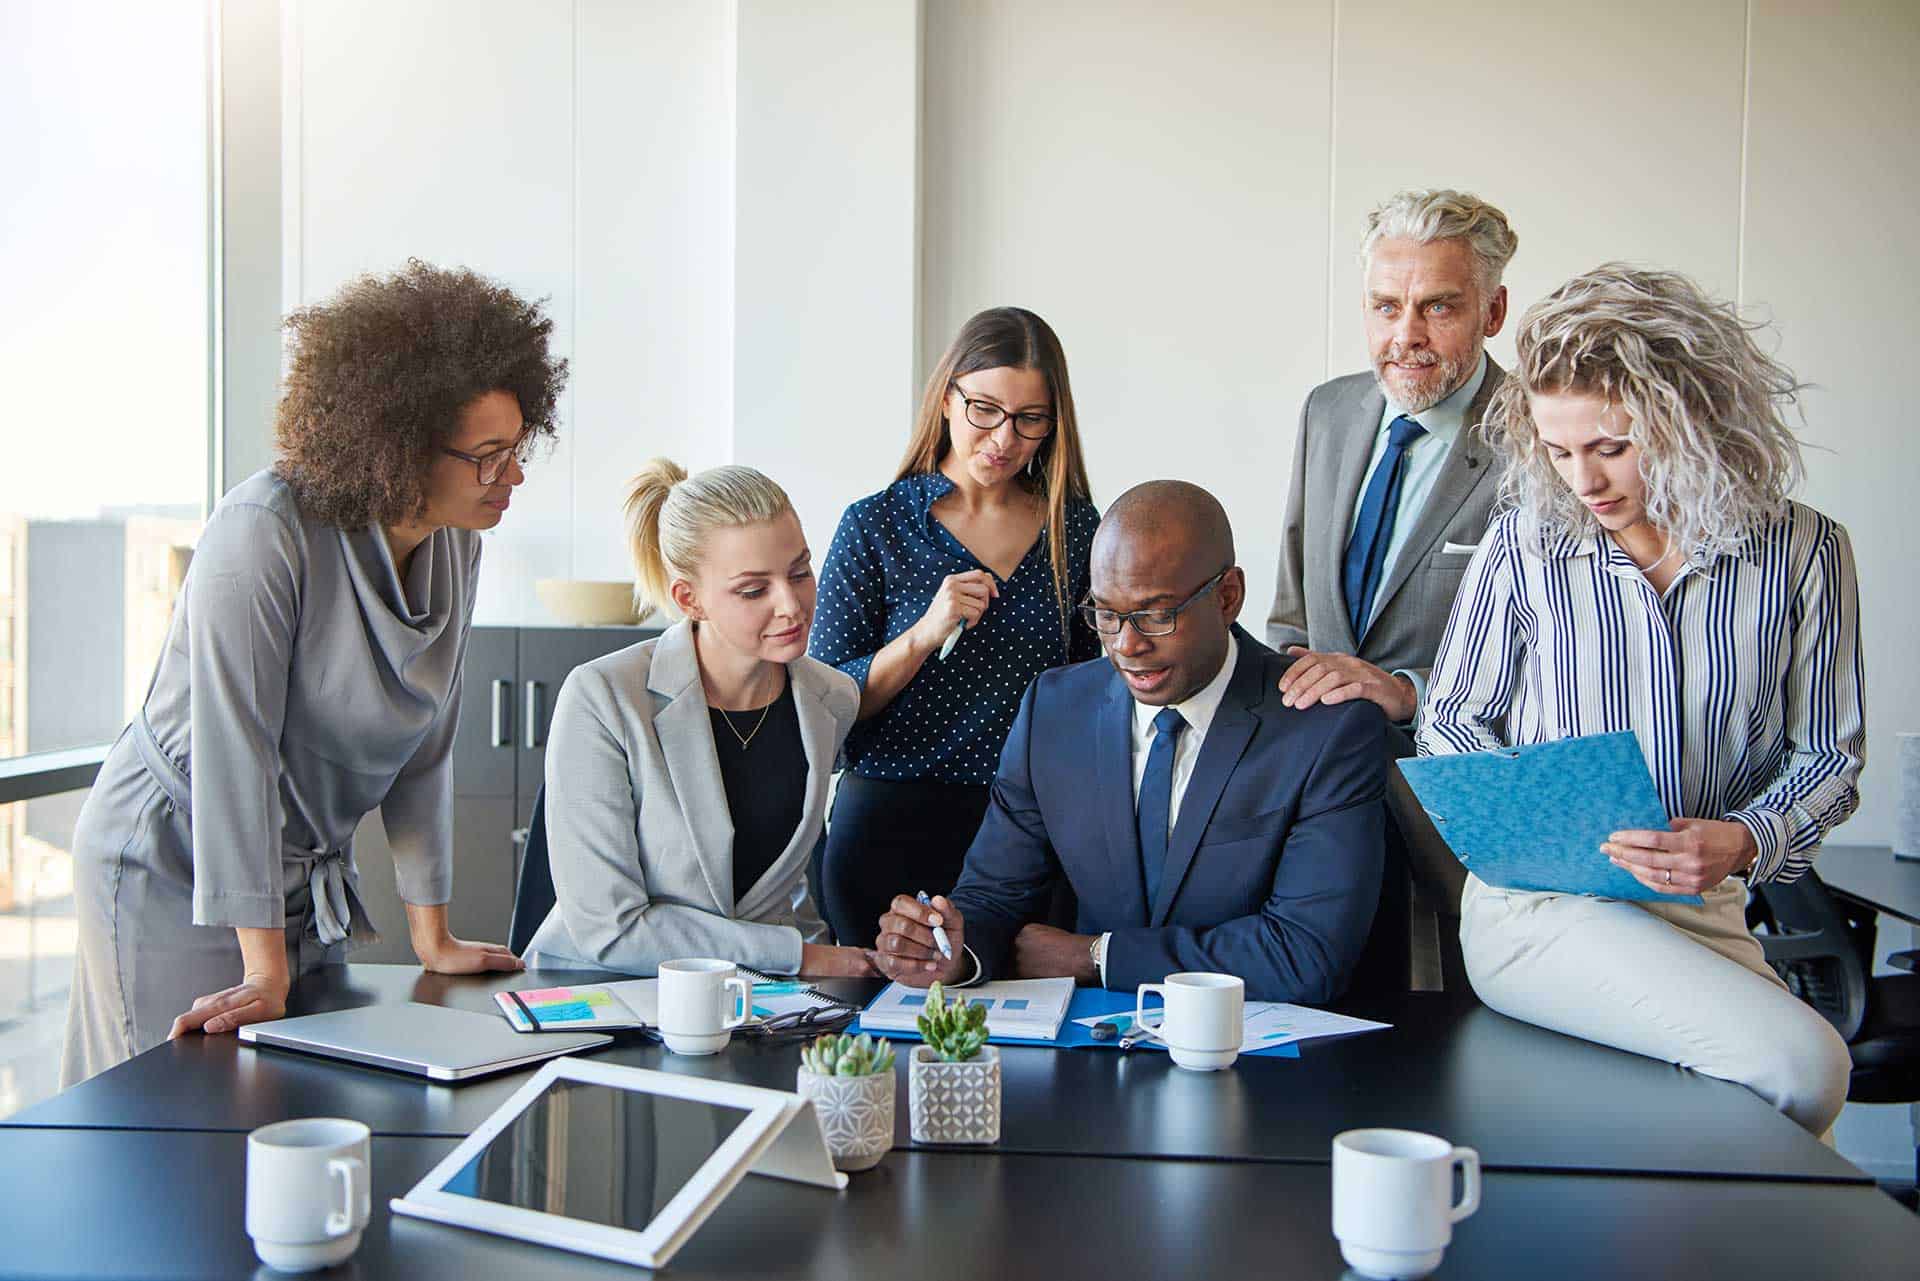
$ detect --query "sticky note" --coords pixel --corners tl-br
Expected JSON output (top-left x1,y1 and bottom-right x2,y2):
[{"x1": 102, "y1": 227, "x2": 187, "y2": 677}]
[{"x1": 530, "y1": 1001, "x2": 596, "y2": 1022}]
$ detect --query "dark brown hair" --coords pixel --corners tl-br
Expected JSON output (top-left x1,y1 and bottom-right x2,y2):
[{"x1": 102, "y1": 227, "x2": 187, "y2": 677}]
[
  {"x1": 896, "y1": 307, "x2": 1093, "y2": 644},
  {"x1": 274, "y1": 259, "x2": 569, "y2": 527}
]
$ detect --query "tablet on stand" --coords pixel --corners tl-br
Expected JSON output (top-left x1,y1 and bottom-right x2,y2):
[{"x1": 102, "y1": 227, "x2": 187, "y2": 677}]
[{"x1": 391, "y1": 1057, "x2": 848, "y2": 1269}]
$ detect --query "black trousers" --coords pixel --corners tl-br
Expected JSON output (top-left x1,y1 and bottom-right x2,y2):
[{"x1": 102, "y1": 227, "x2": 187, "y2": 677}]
[{"x1": 816, "y1": 774, "x2": 992, "y2": 949}]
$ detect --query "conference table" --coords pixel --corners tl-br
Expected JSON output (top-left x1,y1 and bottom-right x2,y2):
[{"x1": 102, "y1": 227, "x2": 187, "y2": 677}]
[
  {"x1": 5, "y1": 964, "x2": 1917, "y2": 1278},
  {"x1": 1818, "y1": 844, "x2": 1920, "y2": 929}
]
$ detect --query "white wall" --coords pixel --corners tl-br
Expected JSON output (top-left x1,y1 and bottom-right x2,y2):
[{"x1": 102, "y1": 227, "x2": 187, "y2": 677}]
[
  {"x1": 270, "y1": 0, "x2": 1918, "y2": 1179},
  {"x1": 276, "y1": 1, "x2": 1918, "y2": 841},
  {"x1": 921, "y1": 0, "x2": 1332, "y2": 615},
  {"x1": 920, "y1": 0, "x2": 1919, "y2": 854},
  {"x1": 286, "y1": 0, "x2": 737, "y2": 619},
  {"x1": 733, "y1": 0, "x2": 921, "y2": 562}
]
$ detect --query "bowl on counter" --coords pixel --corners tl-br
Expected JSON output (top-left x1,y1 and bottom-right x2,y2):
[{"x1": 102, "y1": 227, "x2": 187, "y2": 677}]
[{"x1": 534, "y1": 579, "x2": 643, "y2": 626}]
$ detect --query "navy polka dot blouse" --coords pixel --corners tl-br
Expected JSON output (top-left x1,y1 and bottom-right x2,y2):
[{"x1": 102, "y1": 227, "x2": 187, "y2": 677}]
[{"x1": 809, "y1": 472, "x2": 1102, "y2": 785}]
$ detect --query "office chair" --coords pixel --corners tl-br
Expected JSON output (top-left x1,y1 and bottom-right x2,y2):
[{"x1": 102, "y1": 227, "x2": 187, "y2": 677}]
[
  {"x1": 1748, "y1": 870, "x2": 1920, "y2": 1182},
  {"x1": 507, "y1": 785, "x2": 556, "y2": 956}
]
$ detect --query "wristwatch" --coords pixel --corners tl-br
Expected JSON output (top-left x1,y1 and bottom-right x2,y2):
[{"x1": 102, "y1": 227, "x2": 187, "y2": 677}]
[{"x1": 1088, "y1": 932, "x2": 1108, "y2": 977}]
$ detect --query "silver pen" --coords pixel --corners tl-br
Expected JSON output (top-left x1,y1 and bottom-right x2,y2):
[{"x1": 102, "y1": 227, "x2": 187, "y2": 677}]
[{"x1": 915, "y1": 890, "x2": 954, "y2": 960}]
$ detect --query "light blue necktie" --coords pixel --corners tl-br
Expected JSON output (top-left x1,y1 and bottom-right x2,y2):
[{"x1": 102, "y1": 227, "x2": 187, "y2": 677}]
[
  {"x1": 1343, "y1": 414, "x2": 1428, "y2": 638},
  {"x1": 1137, "y1": 706, "x2": 1188, "y2": 911}
]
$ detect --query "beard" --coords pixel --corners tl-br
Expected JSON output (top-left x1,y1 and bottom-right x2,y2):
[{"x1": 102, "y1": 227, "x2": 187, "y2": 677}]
[{"x1": 1372, "y1": 343, "x2": 1479, "y2": 415}]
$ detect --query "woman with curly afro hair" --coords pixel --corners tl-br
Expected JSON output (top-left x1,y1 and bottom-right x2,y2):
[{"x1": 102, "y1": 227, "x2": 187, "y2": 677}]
[{"x1": 62, "y1": 260, "x2": 569, "y2": 1085}]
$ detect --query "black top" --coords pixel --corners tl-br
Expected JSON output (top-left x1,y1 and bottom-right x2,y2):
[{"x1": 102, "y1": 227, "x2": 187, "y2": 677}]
[{"x1": 708, "y1": 680, "x2": 806, "y2": 906}]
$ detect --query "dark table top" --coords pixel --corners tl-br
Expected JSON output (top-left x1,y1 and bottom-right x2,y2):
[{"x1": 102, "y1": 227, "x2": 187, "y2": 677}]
[
  {"x1": 1818, "y1": 844, "x2": 1920, "y2": 926},
  {"x1": 6, "y1": 964, "x2": 1868, "y2": 1185},
  {"x1": 0, "y1": 1126, "x2": 1912, "y2": 1281}
]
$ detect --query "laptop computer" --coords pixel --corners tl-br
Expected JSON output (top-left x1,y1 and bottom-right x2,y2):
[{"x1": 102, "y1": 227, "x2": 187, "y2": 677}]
[{"x1": 238, "y1": 1002, "x2": 613, "y2": 1082}]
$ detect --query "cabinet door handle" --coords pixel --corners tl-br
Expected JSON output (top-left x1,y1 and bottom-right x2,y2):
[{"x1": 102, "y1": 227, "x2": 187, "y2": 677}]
[
  {"x1": 490, "y1": 679, "x2": 512, "y2": 748},
  {"x1": 524, "y1": 680, "x2": 545, "y2": 750}
]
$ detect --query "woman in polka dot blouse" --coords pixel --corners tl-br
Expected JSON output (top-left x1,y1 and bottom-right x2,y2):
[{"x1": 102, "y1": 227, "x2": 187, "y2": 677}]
[{"x1": 809, "y1": 307, "x2": 1100, "y2": 947}]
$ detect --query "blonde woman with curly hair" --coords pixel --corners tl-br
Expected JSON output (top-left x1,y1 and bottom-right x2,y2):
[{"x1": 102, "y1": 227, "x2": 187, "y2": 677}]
[
  {"x1": 521, "y1": 462, "x2": 875, "y2": 979},
  {"x1": 1416, "y1": 264, "x2": 1863, "y2": 1135},
  {"x1": 63, "y1": 261, "x2": 568, "y2": 1085}
]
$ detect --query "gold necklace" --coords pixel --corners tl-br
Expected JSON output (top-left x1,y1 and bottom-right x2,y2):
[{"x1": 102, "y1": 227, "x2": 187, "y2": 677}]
[{"x1": 716, "y1": 701, "x2": 773, "y2": 750}]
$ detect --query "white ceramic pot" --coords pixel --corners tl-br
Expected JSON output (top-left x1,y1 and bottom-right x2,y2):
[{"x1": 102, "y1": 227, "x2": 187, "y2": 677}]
[
  {"x1": 908, "y1": 1044, "x2": 1001, "y2": 1144},
  {"x1": 795, "y1": 1066, "x2": 896, "y2": 1172}
]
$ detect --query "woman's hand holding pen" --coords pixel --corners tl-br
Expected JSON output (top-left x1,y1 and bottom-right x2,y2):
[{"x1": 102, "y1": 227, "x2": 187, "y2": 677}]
[
  {"x1": 870, "y1": 893, "x2": 969, "y2": 987},
  {"x1": 911, "y1": 571, "x2": 998, "y2": 654}
]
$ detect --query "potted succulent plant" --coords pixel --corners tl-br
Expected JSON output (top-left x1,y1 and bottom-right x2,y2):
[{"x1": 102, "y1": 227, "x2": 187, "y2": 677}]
[
  {"x1": 907, "y1": 982, "x2": 1001, "y2": 1144},
  {"x1": 796, "y1": 1032, "x2": 897, "y2": 1172}
]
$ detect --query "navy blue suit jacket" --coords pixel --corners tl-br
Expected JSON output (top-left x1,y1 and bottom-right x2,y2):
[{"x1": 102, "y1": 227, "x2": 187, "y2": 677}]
[{"x1": 949, "y1": 627, "x2": 1387, "y2": 1003}]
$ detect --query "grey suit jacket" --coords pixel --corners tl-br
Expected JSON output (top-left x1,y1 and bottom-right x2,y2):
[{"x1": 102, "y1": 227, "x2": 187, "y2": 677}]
[
  {"x1": 523, "y1": 620, "x2": 859, "y2": 975},
  {"x1": 1265, "y1": 360, "x2": 1506, "y2": 683}
]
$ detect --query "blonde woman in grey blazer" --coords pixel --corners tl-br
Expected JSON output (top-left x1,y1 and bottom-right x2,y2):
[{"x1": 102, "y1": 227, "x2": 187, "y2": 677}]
[{"x1": 524, "y1": 461, "x2": 875, "y2": 977}]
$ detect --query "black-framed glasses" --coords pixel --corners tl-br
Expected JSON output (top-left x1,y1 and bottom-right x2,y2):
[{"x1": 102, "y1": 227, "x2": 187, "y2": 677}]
[
  {"x1": 948, "y1": 380, "x2": 1056, "y2": 440},
  {"x1": 443, "y1": 428, "x2": 535, "y2": 485},
  {"x1": 1079, "y1": 569, "x2": 1229, "y2": 638}
]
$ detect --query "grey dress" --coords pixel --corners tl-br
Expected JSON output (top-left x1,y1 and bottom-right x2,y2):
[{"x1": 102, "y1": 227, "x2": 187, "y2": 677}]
[{"x1": 61, "y1": 470, "x2": 478, "y2": 1086}]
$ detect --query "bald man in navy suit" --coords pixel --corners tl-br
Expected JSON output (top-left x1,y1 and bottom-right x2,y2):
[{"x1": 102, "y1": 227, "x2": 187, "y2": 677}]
[{"x1": 872, "y1": 481, "x2": 1386, "y2": 1003}]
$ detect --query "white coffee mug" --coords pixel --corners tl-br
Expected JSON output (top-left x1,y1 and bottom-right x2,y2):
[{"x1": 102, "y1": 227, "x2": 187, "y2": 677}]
[
  {"x1": 658, "y1": 957, "x2": 751, "y2": 1055},
  {"x1": 1134, "y1": 971, "x2": 1244, "y2": 1070},
  {"x1": 245, "y1": 1117, "x2": 372, "y2": 1273},
  {"x1": 1331, "y1": 1128, "x2": 1480, "y2": 1280}
]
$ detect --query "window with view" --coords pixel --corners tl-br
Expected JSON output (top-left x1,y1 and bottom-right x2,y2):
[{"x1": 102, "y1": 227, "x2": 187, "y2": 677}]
[{"x1": 0, "y1": 3, "x2": 209, "y2": 1118}]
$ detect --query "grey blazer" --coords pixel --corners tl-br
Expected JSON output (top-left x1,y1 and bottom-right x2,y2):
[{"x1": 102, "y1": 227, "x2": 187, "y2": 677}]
[
  {"x1": 523, "y1": 620, "x2": 859, "y2": 976},
  {"x1": 1265, "y1": 360, "x2": 1506, "y2": 683}
]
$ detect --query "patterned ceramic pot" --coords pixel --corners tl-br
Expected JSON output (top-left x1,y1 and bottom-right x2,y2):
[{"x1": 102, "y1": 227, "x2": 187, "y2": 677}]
[
  {"x1": 908, "y1": 1044, "x2": 1001, "y2": 1144},
  {"x1": 795, "y1": 1065, "x2": 896, "y2": 1172}
]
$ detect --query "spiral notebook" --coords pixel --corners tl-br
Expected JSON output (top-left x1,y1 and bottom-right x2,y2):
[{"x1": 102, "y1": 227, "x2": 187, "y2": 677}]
[{"x1": 494, "y1": 968, "x2": 845, "y2": 1033}]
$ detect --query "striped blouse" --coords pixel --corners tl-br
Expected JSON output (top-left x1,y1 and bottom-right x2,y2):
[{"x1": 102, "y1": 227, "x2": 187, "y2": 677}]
[{"x1": 1414, "y1": 501, "x2": 1865, "y2": 884}]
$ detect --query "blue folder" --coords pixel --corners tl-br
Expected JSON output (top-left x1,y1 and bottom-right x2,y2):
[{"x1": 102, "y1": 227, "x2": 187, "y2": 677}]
[{"x1": 1396, "y1": 731, "x2": 1701, "y2": 904}]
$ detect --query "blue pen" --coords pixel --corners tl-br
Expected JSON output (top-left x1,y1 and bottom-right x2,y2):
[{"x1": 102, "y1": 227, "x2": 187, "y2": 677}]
[
  {"x1": 915, "y1": 891, "x2": 954, "y2": 960},
  {"x1": 751, "y1": 982, "x2": 809, "y2": 995}
]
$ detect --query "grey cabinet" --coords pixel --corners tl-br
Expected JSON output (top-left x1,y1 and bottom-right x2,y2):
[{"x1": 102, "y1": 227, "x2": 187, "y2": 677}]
[{"x1": 348, "y1": 625, "x2": 655, "y2": 962}]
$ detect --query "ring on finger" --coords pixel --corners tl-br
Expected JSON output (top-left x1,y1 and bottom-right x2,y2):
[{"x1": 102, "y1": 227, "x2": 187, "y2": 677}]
[{"x1": 1665, "y1": 869, "x2": 1672, "y2": 885}]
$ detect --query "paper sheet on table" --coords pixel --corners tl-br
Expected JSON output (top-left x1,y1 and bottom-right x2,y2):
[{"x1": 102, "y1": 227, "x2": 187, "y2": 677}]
[{"x1": 1072, "y1": 1000, "x2": 1390, "y2": 1054}]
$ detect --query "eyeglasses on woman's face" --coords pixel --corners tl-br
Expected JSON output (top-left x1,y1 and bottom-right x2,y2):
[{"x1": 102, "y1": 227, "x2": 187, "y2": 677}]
[
  {"x1": 949, "y1": 380, "x2": 1056, "y2": 440},
  {"x1": 1078, "y1": 569, "x2": 1229, "y2": 638},
  {"x1": 442, "y1": 427, "x2": 535, "y2": 486}
]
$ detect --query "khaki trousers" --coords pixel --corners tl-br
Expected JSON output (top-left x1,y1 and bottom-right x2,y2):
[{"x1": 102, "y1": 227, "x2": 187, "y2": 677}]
[{"x1": 1460, "y1": 874, "x2": 1852, "y2": 1136}]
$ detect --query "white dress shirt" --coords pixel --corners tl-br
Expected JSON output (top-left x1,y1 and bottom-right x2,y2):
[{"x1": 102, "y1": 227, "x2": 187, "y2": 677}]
[
  {"x1": 1098, "y1": 635, "x2": 1241, "y2": 982},
  {"x1": 1346, "y1": 352, "x2": 1489, "y2": 627},
  {"x1": 1128, "y1": 634, "x2": 1241, "y2": 834}
]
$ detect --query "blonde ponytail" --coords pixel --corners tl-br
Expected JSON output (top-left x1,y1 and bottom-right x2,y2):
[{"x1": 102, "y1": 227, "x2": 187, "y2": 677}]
[{"x1": 623, "y1": 459, "x2": 794, "y2": 618}]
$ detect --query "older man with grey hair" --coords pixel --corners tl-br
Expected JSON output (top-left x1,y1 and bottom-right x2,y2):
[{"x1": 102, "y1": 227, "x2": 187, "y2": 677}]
[{"x1": 1265, "y1": 188, "x2": 1517, "y2": 989}]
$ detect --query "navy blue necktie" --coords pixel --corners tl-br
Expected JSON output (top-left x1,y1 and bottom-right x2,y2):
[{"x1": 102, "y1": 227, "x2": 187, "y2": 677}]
[
  {"x1": 1137, "y1": 707, "x2": 1188, "y2": 911},
  {"x1": 1343, "y1": 414, "x2": 1428, "y2": 638}
]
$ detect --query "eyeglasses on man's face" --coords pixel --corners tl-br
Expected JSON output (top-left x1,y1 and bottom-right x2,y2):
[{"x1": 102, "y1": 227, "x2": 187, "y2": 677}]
[
  {"x1": 443, "y1": 427, "x2": 535, "y2": 486},
  {"x1": 948, "y1": 380, "x2": 1056, "y2": 440},
  {"x1": 1079, "y1": 569, "x2": 1230, "y2": 638}
]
